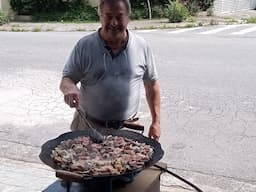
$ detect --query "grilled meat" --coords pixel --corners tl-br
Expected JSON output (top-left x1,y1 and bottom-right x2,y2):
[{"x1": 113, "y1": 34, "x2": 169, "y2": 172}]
[{"x1": 51, "y1": 135, "x2": 153, "y2": 176}]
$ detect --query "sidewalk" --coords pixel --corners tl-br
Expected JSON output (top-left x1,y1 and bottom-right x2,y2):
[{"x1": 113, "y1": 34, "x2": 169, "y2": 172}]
[
  {"x1": 0, "y1": 157, "x2": 191, "y2": 192},
  {"x1": 0, "y1": 10, "x2": 255, "y2": 32},
  {"x1": 2, "y1": 156, "x2": 256, "y2": 192}
]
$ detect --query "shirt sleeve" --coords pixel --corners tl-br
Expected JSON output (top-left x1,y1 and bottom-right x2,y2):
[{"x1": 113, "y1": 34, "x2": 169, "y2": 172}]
[
  {"x1": 62, "y1": 43, "x2": 84, "y2": 84},
  {"x1": 143, "y1": 44, "x2": 158, "y2": 81}
]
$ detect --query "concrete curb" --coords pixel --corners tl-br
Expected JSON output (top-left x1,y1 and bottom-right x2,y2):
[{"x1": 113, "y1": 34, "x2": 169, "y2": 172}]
[{"x1": 0, "y1": 10, "x2": 255, "y2": 32}]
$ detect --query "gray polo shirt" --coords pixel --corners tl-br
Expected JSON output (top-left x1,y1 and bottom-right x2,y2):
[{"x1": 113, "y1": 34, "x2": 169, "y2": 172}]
[{"x1": 63, "y1": 30, "x2": 158, "y2": 121}]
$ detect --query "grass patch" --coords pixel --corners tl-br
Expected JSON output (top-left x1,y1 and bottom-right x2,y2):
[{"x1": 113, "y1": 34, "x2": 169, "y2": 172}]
[
  {"x1": 225, "y1": 19, "x2": 238, "y2": 24},
  {"x1": 11, "y1": 28, "x2": 26, "y2": 32},
  {"x1": 147, "y1": 26, "x2": 156, "y2": 30},
  {"x1": 45, "y1": 28, "x2": 54, "y2": 31},
  {"x1": 186, "y1": 16, "x2": 196, "y2": 23},
  {"x1": 76, "y1": 27, "x2": 85, "y2": 31},
  {"x1": 32, "y1": 27, "x2": 41, "y2": 32},
  {"x1": 223, "y1": 16, "x2": 232, "y2": 20},
  {"x1": 246, "y1": 17, "x2": 256, "y2": 24},
  {"x1": 184, "y1": 23, "x2": 197, "y2": 28},
  {"x1": 159, "y1": 24, "x2": 170, "y2": 29},
  {"x1": 139, "y1": 26, "x2": 157, "y2": 30}
]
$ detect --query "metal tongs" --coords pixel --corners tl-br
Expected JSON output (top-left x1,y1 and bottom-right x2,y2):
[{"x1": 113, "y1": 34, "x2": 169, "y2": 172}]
[{"x1": 76, "y1": 107, "x2": 104, "y2": 143}]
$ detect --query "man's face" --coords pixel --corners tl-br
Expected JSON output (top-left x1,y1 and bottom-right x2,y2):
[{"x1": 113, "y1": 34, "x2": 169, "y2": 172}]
[{"x1": 100, "y1": 1, "x2": 129, "y2": 36}]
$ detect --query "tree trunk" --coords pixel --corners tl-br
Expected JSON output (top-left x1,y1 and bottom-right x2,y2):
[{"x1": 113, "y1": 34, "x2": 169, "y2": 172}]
[{"x1": 146, "y1": 0, "x2": 152, "y2": 19}]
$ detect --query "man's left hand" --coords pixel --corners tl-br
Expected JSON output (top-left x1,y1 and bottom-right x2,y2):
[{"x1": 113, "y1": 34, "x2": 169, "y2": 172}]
[{"x1": 148, "y1": 122, "x2": 160, "y2": 141}]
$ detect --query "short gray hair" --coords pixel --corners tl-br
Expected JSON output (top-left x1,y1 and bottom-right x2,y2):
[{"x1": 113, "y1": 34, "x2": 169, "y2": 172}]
[{"x1": 98, "y1": 0, "x2": 131, "y2": 16}]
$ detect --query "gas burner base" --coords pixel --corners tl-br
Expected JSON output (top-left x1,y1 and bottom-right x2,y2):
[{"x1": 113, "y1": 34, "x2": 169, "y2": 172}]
[{"x1": 43, "y1": 162, "x2": 166, "y2": 192}]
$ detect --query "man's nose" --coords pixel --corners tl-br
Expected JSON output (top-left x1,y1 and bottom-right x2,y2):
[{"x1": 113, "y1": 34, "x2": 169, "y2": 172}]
[{"x1": 110, "y1": 18, "x2": 118, "y2": 26}]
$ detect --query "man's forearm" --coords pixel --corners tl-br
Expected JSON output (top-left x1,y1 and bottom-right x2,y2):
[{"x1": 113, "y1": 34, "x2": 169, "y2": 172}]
[
  {"x1": 144, "y1": 80, "x2": 160, "y2": 124},
  {"x1": 60, "y1": 77, "x2": 76, "y2": 94},
  {"x1": 60, "y1": 77, "x2": 80, "y2": 107}
]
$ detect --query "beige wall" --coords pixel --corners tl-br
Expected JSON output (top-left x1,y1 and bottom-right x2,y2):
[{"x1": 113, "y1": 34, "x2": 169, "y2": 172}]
[
  {"x1": 88, "y1": 0, "x2": 99, "y2": 7},
  {"x1": 0, "y1": 0, "x2": 15, "y2": 18},
  {"x1": 0, "y1": 0, "x2": 11, "y2": 12}
]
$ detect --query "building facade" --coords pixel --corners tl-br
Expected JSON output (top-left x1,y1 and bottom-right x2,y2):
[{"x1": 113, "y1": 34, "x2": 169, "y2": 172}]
[{"x1": 214, "y1": 0, "x2": 256, "y2": 14}]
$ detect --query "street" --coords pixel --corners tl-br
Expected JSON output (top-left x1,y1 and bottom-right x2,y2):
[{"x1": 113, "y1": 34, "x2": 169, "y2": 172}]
[{"x1": 0, "y1": 25, "x2": 256, "y2": 191}]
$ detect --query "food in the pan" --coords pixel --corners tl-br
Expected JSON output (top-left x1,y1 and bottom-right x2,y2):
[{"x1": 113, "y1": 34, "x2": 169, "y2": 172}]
[{"x1": 51, "y1": 135, "x2": 154, "y2": 176}]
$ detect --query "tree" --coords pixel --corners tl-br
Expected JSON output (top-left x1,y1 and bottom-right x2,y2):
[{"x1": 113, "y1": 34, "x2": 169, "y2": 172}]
[{"x1": 146, "y1": 0, "x2": 152, "y2": 19}]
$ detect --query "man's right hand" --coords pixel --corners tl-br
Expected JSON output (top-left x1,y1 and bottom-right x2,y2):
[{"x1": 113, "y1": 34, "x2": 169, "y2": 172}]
[
  {"x1": 60, "y1": 77, "x2": 80, "y2": 108},
  {"x1": 64, "y1": 89, "x2": 80, "y2": 108}
]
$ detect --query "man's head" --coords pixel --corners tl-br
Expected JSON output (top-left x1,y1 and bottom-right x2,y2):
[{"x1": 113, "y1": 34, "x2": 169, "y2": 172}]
[{"x1": 98, "y1": 0, "x2": 131, "y2": 38}]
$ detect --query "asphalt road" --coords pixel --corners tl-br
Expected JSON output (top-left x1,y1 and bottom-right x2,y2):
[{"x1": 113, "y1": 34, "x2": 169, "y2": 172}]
[{"x1": 0, "y1": 25, "x2": 256, "y2": 191}]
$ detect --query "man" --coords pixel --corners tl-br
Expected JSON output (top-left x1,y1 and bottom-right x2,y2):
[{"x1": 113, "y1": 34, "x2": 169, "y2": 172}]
[{"x1": 60, "y1": 0, "x2": 160, "y2": 140}]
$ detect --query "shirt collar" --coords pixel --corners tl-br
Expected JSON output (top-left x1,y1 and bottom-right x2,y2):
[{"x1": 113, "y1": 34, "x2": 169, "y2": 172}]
[{"x1": 96, "y1": 28, "x2": 130, "y2": 57}]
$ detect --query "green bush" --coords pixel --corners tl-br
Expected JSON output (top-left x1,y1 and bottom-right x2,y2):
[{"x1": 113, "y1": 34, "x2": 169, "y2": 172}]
[
  {"x1": 197, "y1": 0, "x2": 214, "y2": 11},
  {"x1": 10, "y1": 0, "x2": 33, "y2": 15},
  {"x1": 10, "y1": 0, "x2": 71, "y2": 14},
  {"x1": 131, "y1": 5, "x2": 169, "y2": 19},
  {"x1": 187, "y1": 1, "x2": 200, "y2": 16},
  {"x1": 152, "y1": 5, "x2": 169, "y2": 18},
  {"x1": 178, "y1": 0, "x2": 214, "y2": 15},
  {"x1": 130, "y1": 0, "x2": 169, "y2": 9},
  {"x1": 167, "y1": 1, "x2": 189, "y2": 23},
  {"x1": 130, "y1": 1, "x2": 169, "y2": 19},
  {"x1": 10, "y1": 0, "x2": 98, "y2": 22},
  {"x1": 131, "y1": 8, "x2": 148, "y2": 20},
  {"x1": 0, "y1": 11, "x2": 9, "y2": 25},
  {"x1": 32, "y1": 5, "x2": 98, "y2": 22}
]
